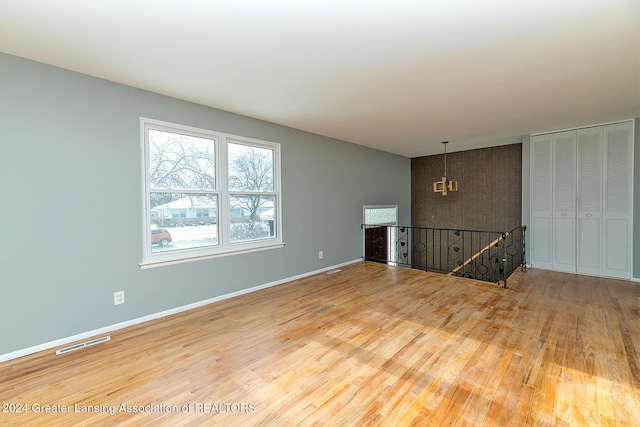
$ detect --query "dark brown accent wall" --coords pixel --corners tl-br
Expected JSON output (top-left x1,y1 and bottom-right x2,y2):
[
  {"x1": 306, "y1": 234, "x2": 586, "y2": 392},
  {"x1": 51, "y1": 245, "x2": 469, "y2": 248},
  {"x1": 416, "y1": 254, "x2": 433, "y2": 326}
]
[{"x1": 411, "y1": 143, "x2": 522, "y2": 232}]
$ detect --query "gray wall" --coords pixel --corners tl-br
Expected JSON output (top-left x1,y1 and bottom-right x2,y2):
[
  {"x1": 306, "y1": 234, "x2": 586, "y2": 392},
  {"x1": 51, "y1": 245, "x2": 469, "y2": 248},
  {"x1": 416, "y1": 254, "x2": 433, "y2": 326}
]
[{"x1": 0, "y1": 53, "x2": 411, "y2": 356}]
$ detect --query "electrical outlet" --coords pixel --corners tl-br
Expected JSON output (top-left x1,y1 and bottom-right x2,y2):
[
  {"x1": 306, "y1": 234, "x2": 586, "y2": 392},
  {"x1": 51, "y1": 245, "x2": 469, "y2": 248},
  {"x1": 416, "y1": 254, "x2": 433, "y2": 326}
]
[
  {"x1": 319, "y1": 251, "x2": 323, "y2": 259},
  {"x1": 114, "y1": 291, "x2": 125, "y2": 305}
]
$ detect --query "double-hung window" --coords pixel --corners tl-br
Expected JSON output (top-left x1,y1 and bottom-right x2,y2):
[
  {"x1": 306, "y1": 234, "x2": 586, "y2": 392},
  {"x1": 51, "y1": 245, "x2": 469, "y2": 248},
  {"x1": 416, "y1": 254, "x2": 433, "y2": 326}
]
[{"x1": 140, "y1": 118, "x2": 282, "y2": 267}]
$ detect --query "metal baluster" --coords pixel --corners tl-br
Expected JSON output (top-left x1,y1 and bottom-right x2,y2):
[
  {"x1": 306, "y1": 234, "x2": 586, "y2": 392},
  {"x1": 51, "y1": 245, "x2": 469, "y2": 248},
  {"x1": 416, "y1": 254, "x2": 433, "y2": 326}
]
[{"x1": 502, "y1": 233, "x2": 508, "y2": 289}]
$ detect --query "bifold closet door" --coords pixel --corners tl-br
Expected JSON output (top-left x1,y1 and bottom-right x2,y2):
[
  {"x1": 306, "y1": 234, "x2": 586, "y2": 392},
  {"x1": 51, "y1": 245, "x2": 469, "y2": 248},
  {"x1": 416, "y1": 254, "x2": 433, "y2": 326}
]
[
  {"x1": 602, "y1": 122, "x2": 633, "y2": 278},
  {"x1": 530, "y1": 134, "x2": 553, "y2": 269},
  {"x1": 531, "y1": 121, "x2": 633, "y2": 279},
  {"x1": 551, "y1": 131, "x2": 576, "y2": 272},
  {"x1": 576, "y1": 127, "x2": 603, "y2": 275}
]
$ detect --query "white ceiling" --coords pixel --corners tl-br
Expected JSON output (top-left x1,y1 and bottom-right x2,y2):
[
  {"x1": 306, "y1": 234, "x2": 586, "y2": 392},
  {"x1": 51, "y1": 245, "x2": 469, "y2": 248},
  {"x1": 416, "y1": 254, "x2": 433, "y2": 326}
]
[{"x1": 1, "y1": 1, "x2": 638, "y2": 157}]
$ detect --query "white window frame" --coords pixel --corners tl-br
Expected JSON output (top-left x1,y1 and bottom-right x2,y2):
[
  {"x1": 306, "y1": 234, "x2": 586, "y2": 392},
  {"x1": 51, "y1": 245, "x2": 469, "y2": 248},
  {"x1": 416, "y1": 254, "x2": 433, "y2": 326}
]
[
  {"x1": 140, "y1": 118, "x2": 283, "y2": 268},
  {"x1": 363, "y1": 205, "x2": 398, "y2": 227},
  {"x1": 363, "y1": 205, "x2": 399, "y2": 262}
]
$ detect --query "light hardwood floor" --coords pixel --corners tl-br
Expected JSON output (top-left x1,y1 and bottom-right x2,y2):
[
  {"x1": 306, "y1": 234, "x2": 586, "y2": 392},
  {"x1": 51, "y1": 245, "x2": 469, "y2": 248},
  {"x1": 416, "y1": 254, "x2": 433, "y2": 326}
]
[{"x1": 1, "y1": 262, "x2": 639, "y2": 426}]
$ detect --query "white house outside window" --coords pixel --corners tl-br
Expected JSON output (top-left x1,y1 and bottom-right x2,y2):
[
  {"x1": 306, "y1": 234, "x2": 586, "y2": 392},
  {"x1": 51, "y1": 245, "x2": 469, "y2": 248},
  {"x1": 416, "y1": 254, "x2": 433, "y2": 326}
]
[{"x1": 140, "y1": 118, "x2": 283, "y2": 268}]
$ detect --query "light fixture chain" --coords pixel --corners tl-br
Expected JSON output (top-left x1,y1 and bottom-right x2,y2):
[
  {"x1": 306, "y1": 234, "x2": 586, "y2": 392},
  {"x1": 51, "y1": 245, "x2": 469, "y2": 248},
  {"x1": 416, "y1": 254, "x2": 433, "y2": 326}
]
[{"x1": 444, "y1": 142, "x2": 447, "y2": 177}]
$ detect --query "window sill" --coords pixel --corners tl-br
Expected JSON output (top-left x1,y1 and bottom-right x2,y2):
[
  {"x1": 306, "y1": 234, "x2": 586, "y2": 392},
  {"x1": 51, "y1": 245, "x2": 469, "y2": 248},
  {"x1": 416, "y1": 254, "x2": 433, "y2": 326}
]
[{"x1": 140, "y1": 242, "x2": 285, "y2": 269}]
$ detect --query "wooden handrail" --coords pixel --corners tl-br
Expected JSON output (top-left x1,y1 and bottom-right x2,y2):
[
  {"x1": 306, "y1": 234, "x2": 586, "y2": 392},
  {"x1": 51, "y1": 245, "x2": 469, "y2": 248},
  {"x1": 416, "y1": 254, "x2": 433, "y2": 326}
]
[{"x1": 447, "y1": 232, "x2": 508, "y2": 276}]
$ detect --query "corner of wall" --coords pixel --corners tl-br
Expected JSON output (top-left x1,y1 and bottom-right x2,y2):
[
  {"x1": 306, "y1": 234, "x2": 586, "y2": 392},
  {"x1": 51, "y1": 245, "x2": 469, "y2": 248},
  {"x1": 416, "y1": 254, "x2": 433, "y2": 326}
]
[
  {"x1": 634, "y1": 117, "x2": 639, "y2": 279},
  {"x1": 521, "y1": 135, "x2": 531, "y2": 232}
]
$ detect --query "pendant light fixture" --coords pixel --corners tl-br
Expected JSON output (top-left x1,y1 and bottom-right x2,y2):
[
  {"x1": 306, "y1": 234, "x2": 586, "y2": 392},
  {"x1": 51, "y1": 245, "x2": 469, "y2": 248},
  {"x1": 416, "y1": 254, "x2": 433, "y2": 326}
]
[{"x1": 433, "y1": 141, "x2": 458, "y2": 195}]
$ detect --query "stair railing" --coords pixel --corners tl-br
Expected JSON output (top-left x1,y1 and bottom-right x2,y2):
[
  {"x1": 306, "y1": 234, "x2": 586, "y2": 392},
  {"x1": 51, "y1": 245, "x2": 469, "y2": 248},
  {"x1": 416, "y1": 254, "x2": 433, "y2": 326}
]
[{"x1": 362, "y1": 224, "x2": 526, "y2": 288}]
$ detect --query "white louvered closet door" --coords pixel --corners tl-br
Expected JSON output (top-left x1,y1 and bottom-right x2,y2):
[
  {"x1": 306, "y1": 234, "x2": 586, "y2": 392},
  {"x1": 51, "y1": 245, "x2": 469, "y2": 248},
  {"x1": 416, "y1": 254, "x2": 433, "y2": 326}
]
[
  {"x1": 552, "y1": 131, "x2": 577, "y2": 272},
  {"x1": 531, "y1": 120, "x2": 634, "y2": 280},
  {"x1": 576, "y1": 127, "x2": 603, "y2": 275},
  {"x1": 602, "y1": 122, "x2": 633, "y2": 278},
  {"x1": 530, "y1": 134, "x2": 553, "y2": 269}
]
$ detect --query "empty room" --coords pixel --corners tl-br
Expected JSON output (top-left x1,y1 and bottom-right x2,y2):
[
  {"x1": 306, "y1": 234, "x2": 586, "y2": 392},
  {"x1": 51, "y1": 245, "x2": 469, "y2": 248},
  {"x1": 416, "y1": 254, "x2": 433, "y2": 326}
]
[{"x1": 1, "y1": 1, "x2": 639, "y2": 426}]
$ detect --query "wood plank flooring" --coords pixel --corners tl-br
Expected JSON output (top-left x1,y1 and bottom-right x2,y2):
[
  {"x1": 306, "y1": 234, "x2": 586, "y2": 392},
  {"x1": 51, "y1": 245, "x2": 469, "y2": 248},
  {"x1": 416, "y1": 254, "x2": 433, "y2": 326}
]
[{"x1": 1, "y1": 262, "x2": 639, "y2": 426}]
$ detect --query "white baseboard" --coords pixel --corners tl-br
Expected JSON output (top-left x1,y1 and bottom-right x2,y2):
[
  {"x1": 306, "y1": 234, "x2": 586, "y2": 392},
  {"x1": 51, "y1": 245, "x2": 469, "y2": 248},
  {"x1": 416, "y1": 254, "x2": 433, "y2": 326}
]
[
  {"x1": 0, "y1": 259, "x2": 362, "y2": 363},
  {"x1": 522, "y1": 265, "x2": 639, "y2": 282}
]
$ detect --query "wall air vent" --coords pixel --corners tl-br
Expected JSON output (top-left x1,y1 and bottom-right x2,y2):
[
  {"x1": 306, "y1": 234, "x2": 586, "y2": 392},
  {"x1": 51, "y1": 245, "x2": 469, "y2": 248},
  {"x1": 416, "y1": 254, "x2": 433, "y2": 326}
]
[{"x1": 56, "y1": 336, "x2": 111, "y2": 355}]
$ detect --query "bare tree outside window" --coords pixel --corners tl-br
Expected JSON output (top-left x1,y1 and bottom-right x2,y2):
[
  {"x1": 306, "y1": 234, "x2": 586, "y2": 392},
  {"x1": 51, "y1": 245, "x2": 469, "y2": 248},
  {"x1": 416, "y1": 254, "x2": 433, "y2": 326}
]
[
  {"x1": 149, "y1": 129, "x2": 218, "y2": 215},
  {"x1": 147, "y1": 128, "x2": 219, "y2": 252},
  {"x1": 149, "y1": 130, "x2": 215, "y2": 190},
  {"x1": 228, "y1": 143, "x2": 276, "y2": 242},
  {"x1": 228, "y1": 143, "x2": 273, "y2": 220}
]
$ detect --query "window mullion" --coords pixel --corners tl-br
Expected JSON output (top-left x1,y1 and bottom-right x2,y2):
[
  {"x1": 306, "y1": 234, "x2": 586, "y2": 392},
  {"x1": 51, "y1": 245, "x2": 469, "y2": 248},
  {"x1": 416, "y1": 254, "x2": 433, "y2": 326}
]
[
  {"x1": 142, "y1": 121, "x2": 153, "y2": 260},
  {"x1": 218, "y1": 136, "x2": 230, "y2": 248},
  {"x1": 229, "y1": 191, "x2": 278, "y2": 196},
  {"x1": 150, "y1": 188, "x2": 218, "y2": 195}
]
